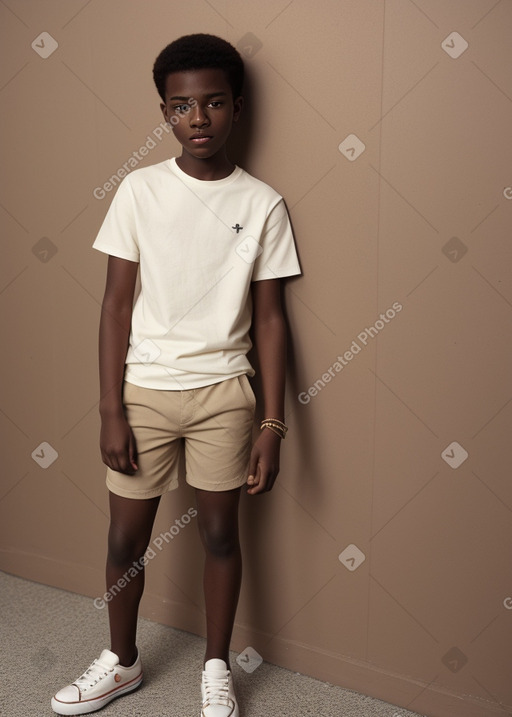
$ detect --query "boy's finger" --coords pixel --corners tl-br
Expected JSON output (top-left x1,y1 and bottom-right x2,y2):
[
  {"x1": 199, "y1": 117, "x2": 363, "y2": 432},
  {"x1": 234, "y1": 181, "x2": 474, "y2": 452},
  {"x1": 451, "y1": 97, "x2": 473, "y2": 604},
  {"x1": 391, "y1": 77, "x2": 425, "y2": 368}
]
[
  {"x1": 253, "y1": 465, "x2": 278, "y2": 494},
  {"x1": 247, "y1": 462, "x2": 260, "y2": 491},
  {"x1": 129, "y1": 434, "x2": 138, "y2": 471},
  {"x1": 248, "y1": 463, "x2": 269, "y2": 494},
  {"x1": 256, "y1": 466, "x2": 269, "y2": 492},
  {"x1": 246, "y1": 449, "x2": 259, "y2": 485}
]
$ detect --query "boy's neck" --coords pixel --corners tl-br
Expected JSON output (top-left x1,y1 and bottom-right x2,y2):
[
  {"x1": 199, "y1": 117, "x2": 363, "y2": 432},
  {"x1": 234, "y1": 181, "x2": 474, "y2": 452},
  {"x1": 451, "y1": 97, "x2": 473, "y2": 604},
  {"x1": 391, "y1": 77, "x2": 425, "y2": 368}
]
[{"x1": 176, "y1": 152, "x2": 235, "y2": 181}]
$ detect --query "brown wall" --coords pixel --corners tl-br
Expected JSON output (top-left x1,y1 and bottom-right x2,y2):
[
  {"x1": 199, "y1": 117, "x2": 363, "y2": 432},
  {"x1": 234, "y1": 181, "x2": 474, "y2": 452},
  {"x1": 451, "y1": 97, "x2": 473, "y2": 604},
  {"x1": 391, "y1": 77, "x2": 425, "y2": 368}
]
[{"x1": 1, "y1": 2, "x2": 511, "y2": 716}]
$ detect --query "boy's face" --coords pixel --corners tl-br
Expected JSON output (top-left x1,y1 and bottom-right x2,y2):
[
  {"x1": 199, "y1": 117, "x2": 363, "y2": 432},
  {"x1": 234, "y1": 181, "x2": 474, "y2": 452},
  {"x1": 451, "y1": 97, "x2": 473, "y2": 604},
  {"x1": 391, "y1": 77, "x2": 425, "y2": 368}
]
[{"x1": 160, "y1": 67, "x2": 242, "y2": 163}]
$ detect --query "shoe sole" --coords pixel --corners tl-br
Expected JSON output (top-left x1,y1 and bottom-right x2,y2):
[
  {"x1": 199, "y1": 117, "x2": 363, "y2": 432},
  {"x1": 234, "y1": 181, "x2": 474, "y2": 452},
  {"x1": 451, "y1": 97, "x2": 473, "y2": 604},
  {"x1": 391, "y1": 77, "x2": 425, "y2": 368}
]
[
  {"x1": 201, "y1": 705, "x2": 239, "y2": 717},
  {"x1": 51, "y1": 673, "x2": 143, "y2": 715}
]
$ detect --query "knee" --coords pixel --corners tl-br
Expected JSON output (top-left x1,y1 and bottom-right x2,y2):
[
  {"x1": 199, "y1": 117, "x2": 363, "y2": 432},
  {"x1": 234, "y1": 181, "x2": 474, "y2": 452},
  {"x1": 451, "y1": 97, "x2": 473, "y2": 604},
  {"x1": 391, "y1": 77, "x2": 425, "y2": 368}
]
[
  {"x1": 107, "y1": 524, "x2": 148, "y2": 567},
  {"x1": 199, "y1": 520, "x2": 239, "y2": 559}
]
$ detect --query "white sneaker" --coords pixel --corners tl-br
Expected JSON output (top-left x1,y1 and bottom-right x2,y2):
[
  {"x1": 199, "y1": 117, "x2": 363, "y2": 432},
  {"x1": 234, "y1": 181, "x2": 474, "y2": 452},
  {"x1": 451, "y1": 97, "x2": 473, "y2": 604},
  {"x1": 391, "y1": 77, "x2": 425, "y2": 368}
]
[
  {"x1": 51, "y1": 649, "x2": 142, "y2": 715},
  {"x1": 201, "y1": 658, "x2": 239, "y2": 717}
]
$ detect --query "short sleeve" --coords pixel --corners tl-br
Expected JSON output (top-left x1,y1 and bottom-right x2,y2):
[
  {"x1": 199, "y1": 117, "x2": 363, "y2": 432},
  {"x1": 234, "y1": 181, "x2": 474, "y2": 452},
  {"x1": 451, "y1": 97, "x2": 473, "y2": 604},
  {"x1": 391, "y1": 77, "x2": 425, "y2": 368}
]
[
  {"x1": 251, "y1": 199, "x2": 301, "y2": 281},
  {"x1": 92, "y1": 177, "x2": 140, "y2": 262}
]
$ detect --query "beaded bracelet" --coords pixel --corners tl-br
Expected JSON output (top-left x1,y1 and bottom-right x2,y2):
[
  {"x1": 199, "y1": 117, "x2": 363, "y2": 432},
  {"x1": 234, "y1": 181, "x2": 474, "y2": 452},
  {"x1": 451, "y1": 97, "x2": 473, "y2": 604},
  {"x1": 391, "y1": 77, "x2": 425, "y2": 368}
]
[
  {"x1": 261, "y1": 418, "x2": 288, "y2": 433},
  {"x1": 260, "y1": 418, "x2": 288, "y2": 439},
  {"x1": 261, "y1": 423, "x2": 285, "y2": 439}
]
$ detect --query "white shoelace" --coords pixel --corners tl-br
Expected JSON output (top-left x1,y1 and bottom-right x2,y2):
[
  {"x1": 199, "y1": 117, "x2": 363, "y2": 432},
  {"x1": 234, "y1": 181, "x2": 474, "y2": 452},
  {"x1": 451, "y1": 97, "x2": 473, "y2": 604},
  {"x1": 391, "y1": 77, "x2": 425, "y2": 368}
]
[
  {"x1": 203, "y1": 673, "x2": 231, "y2": 706},
  {"x1": 74, "y1": 659, "x2": 114, "y2": 692}
]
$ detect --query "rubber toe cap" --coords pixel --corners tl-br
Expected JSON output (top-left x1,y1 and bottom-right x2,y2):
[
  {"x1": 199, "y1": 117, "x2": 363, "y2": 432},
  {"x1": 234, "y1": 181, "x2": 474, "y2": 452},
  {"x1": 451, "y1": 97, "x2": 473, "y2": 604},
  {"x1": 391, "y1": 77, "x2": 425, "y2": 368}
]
[{"x1": 53, "y1": 684, "x2": 80, "y2": 703}]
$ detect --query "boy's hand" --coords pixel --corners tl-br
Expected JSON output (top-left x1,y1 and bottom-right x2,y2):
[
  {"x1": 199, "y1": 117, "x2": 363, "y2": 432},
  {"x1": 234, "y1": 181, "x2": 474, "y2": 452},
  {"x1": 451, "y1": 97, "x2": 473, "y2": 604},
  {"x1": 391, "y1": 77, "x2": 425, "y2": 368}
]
[
  {"x1": 246, "y1": 429, "x2": 281, "y2": 495},
  {"x1": 100, "y1": 414, "x2": 138, "y2": 475}
]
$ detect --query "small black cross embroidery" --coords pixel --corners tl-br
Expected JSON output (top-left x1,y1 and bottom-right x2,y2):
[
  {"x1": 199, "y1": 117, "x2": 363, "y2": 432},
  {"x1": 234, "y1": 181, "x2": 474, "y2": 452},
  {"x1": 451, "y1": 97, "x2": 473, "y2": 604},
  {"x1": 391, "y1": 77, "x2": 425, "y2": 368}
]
[{"x1": 232, "y1": 224, "x2": 243, "y2": 233}]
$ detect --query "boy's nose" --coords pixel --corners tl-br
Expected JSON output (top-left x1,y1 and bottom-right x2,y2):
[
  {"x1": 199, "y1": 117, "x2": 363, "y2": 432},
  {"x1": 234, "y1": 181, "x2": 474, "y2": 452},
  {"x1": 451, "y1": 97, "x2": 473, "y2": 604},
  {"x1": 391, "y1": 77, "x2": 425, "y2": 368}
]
[{"x1": 190, "y1": 107, "x2": 209, "y2": 126}]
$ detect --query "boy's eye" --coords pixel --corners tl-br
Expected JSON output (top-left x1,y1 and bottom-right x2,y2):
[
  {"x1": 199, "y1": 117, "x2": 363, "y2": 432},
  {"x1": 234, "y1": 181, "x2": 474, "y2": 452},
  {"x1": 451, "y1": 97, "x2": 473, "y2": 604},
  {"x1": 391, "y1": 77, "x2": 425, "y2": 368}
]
[
  {"x1": 208, "y1": 101, "x2": 223, "y2": 108},
  {"x1": 173, "y1": 104, "x2": 189, "y2": 114}
]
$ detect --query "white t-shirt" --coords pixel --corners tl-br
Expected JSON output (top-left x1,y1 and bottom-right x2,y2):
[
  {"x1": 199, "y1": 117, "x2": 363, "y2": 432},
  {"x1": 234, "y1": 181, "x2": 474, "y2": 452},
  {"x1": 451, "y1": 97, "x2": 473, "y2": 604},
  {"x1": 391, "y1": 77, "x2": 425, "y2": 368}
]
[{"x1": 93, "y1": 158, "x2": 301, "y2": 390}]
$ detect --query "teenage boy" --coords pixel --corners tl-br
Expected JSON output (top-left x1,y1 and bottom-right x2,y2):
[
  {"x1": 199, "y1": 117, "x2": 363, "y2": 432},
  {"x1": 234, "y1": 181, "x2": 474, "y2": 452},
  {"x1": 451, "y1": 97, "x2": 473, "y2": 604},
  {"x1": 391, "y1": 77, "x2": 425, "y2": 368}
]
[{"x1": 52, "y1": 33, "x2": 300, "y2": 717}]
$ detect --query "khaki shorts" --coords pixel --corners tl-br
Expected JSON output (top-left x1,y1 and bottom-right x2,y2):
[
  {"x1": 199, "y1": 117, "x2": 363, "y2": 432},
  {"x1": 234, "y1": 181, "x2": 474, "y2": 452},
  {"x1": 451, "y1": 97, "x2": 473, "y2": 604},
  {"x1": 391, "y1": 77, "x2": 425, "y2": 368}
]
[{"x1": 106, "y1": 375, "x2": 256, "y2": 499}]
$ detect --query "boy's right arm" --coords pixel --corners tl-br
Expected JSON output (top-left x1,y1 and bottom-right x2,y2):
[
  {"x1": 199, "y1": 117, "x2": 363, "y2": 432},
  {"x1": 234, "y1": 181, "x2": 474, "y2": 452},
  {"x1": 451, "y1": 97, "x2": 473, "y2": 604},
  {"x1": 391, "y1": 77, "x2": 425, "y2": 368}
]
[{"x1": 98, "y1": 255, "x2": 139, "y2": 475}]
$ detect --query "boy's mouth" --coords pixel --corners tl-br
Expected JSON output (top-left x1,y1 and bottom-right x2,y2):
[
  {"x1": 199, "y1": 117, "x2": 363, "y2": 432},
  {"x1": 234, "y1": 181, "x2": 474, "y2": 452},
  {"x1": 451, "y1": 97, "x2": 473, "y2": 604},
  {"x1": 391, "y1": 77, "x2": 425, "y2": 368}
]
[{"x1": 190, "y1": 134, "x2": 212, "y2": 144}]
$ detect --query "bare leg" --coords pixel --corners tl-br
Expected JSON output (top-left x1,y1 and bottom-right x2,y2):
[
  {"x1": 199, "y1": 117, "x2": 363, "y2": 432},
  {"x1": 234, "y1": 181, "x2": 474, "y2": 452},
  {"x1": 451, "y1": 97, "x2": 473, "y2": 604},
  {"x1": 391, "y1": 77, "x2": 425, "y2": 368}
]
[
  {"x1": 195, "y1": 487, "x2": 242, "y2": 669},
  {"x1": 106, "y1": 491, "x2": 160, "y2": 666}
]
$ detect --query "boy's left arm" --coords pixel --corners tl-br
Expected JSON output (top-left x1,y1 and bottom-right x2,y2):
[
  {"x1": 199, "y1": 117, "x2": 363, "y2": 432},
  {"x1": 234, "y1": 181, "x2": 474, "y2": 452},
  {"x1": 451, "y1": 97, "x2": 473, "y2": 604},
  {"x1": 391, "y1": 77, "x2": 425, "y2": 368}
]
[{"x1": 247, "y1": 278, "x2": 287, "y2": 495}]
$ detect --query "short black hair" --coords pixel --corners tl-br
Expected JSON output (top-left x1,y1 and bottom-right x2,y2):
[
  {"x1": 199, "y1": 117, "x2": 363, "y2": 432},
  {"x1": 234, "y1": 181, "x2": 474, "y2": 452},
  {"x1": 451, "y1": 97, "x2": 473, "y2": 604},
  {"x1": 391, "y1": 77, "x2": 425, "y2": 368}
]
[{"x1": 153, "y1": 33, "x2": 244, "y2": 103}]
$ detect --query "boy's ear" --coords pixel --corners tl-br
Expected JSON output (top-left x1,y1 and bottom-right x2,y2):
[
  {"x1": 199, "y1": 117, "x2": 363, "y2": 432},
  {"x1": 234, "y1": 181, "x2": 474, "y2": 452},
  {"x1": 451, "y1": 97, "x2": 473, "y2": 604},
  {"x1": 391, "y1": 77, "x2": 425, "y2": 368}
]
[
  {"x1": 160, "y1": 102, "x2": 168, "y2": 123},
  {"x1": 233, "y1": 95, "x2": 244, "y2": 122}
]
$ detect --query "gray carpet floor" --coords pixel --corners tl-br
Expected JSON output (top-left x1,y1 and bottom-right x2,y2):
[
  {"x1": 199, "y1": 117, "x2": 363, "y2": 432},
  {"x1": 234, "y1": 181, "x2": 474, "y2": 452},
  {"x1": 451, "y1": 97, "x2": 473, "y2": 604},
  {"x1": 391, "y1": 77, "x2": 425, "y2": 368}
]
[{"x1": 0, "y1": 570, "x2": 425, "y2": 716}]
